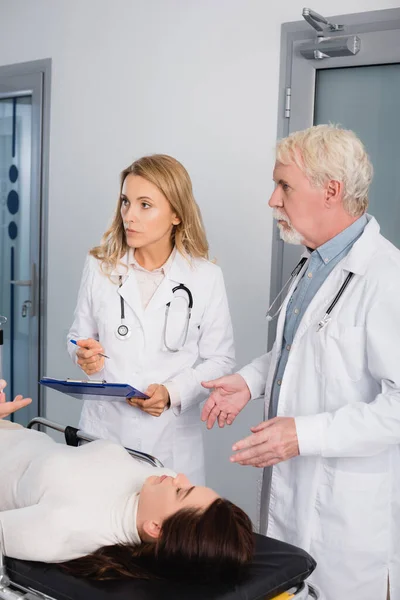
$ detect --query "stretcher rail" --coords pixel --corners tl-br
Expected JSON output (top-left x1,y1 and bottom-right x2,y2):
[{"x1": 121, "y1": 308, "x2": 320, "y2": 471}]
[{"x1": 26, "y1": 417, "x2": 163, "y2": 468}]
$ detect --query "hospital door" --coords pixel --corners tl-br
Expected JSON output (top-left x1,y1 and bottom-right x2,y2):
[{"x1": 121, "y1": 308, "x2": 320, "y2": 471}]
[{"x1": 0, "y1": 69, "x2": 45, "y2": 424}]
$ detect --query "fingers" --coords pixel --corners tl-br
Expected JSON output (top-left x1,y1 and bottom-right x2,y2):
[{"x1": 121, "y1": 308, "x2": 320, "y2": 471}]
[
  {"x1": 201, "y1": 392, "x2": 239, "y2": 429},
  {"x1": 142, "y1": 386, "x2": 160, "y2": 409},
  {"x1": 232, "y1": 429, "x2": 267, "y2": 452},
  {"x1": 201, "y1": 396, "x2": 215, "y2": 422},
  {"x1": 0, "y1": 379, "x2": 6, "y2": 393},
  {"x1": 78, "y1": 357, "x2": 105, "y2": 375},
  {"x1": 250, "y1": 420, "x2": 271, "y2": 433},
  {"x1": 0, "y1": 396, "x2": 32, "y2": 418},
  {"x1": 126, "y1": 397, "x2": 139, "y2": 408},
  {"x1": 76, "y1": 338, "x2": 102, "y2": 350},
  {"x1": 226, "y1": 414, "x2": 236, "y2": 426},
  {"x1": 144, "y1": 383, "x2": 159, "y2": 398},
  {"x1": 126, "y1": 397, "x2": 164, "y2": 417},
  {"x1": 76, "y1": 340, "x2": 105, "y2": 374},
  {"x1": 76, "y1": 347, "x2": 103, "y2": 361},
  {"x1": 12, "y1": 396, "x2": 32, "y2": 410},
  {"x1": 230, "y1": 444, "x2": 273, "y2": 464},
  {"x1": 76, "y1": 339, "x2": 105, "y2": 370},
  {"x1": 206, "y1": 403, "x2": 221, "y2": 430},
  {"x1": 217, "y1": 411, "x2": 228, "y2": 428},
  {"x1": 201, "y1": 390, "x2": 225, "y2": 424},
  {"x1": 127, "y1": 384, "x2": 168, "y2": 417},
  {"x1": 201, "y1": 378, "x2": 223, "y2": 390},
  {"x1": 232, "y1": 453, "x2": 280, "y2": 468}
]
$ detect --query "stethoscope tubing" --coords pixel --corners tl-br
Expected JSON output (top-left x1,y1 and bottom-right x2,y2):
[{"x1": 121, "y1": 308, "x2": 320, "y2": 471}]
[
  {"x1": 116, "y1": 277, "x2": 193, "y2": 351},
  {"x1": 266, "y1": 256, "x2": 355, "y2": 332}
]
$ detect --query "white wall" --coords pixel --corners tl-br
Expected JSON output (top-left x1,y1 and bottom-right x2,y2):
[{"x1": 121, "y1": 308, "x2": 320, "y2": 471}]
[{"x1": 0, "y1": 0, "x2": 398, "y2": 522}]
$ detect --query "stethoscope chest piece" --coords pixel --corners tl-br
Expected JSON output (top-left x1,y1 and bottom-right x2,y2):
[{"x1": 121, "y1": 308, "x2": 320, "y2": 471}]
[{"x1": 115, "y1": 323, "x2": 132, "y2": 340}]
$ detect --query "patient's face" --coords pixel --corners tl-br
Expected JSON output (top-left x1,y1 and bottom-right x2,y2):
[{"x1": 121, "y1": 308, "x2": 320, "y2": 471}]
[{"x1": 138, "y1": 473, "x2": 219, "y2": 534}]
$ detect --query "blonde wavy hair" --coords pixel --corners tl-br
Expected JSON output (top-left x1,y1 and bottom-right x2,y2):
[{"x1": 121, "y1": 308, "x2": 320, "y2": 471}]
[
  {"x1": 91, "y1": 155, "x2": 209, "y2": 273},
  {"x1": 276, "y1": 124, "x2": 373, "y2": 217}
]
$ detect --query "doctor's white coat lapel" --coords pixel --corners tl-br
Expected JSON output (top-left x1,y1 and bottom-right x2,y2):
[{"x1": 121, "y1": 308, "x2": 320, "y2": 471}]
[
  {"x1": 274, "y1": 250, "x2": 310, "y2": 354},
  {"x1": 290, "y1": 217, "x2": 380, "y2": 347},
  {"x1": 144, "y1": 250, "x2": 194, "y2": 314},
  {"x1": 113, "y1": 254, "x2": 144, "y2": 324}
]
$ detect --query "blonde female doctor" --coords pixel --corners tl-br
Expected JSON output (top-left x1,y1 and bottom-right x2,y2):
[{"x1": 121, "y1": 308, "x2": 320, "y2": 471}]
[{"x1": 68, "y1": 155, "x2": 235, "y2": 484}]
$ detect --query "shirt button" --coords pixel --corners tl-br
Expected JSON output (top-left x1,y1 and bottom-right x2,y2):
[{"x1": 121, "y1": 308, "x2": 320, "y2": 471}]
[
  {"x1": 294, "y1": 308, "x2": 299, "y2": 314},
  {"x1": 307, "y1": 272, "x2": 313, "y2": 278},
  {"x1": 324, "y1": 258, "x2": 329, "y2": 263},
  {"x1": 277, "y1": 380, "x2": 282, "y2": 386},
  {"x1": 286, "y1": 344, "x2": 291, "y2": 351}
]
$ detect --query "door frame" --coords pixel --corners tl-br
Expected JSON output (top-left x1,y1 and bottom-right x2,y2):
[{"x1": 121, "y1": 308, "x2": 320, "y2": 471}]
[
  {"x1": 0, "y1": 59, "x2": 51, "y2": 418},
  {"x1": 268, "y1": 7, "x2": 400, "y2": 347}
]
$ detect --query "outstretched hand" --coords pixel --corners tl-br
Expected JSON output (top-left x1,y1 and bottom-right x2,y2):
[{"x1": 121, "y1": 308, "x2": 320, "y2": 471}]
[
  {"x1": 0, "y1": 379, "x2": 32, "y2": 419},
  {"x1": 230, "y1": 417, "x2": 299, "y2": 467},
  {"x1": 201, "y1": 374, "x2": 251, "y2": 429}
]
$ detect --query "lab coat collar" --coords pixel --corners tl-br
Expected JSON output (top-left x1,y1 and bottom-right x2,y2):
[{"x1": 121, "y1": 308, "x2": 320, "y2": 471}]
[
  {"x1": 296, "y1": 214, "x2": 378, "y2": 277},
  {"x1": 115, "y1": 249, "x2": 196, "y2": 319},
  {"x1": 340, "y1": 214, "x2": 380, "y2": 276},
  {"x1": 144, "y1": 250, "x2": 196, "y2": 313}
]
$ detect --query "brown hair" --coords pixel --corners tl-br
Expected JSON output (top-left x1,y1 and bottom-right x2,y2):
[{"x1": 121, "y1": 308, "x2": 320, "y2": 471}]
[
  {"x1": 90, "y1": 154, "x2": 209, "y2": 274},
  {"x1": 62, "y1": 498, "x2": 254, "y2": 584}
]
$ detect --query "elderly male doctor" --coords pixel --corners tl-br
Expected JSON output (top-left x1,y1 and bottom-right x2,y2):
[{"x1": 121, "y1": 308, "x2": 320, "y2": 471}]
[{"x1": 202, "y1": 125, "x2": 400, "y2": 600}]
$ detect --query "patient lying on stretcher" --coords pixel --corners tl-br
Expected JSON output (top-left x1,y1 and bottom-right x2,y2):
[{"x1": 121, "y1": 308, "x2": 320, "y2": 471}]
[{"x1": 0, "y1": 380, "x2": 254, "y2": 584}]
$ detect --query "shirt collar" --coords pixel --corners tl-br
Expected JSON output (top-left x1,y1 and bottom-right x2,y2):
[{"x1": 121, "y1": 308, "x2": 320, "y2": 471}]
[
  {"x1": 129, "y1": 247, "x2": 176, "y2": 275},
  {"x1": 315, "y1": 215, "x2": 368, "y2": 265}
]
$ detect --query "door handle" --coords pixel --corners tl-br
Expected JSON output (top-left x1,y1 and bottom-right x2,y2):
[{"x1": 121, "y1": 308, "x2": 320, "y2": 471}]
[
  {"x1": 10, "y1": 263, "x2": 37, "y2": 317},
  {"x1": 21, "y1": 300, "x2": 32, "y2": 318}
]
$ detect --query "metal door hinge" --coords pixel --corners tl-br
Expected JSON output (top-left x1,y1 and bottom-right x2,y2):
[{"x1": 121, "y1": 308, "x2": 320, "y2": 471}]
[{"x1": 284, "y1": 87, "x2": 291, "y2": 118}]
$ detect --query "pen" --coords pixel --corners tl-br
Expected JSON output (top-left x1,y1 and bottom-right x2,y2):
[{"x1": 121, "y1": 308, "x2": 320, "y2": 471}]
[{"x1": 69, "y1": 339, "x2": 110, "y2": 359}]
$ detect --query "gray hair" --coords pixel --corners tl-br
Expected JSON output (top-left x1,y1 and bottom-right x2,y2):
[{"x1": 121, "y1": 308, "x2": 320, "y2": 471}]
[{"x1": 276, "y1": 124, "x2": 373, "y2": 217}]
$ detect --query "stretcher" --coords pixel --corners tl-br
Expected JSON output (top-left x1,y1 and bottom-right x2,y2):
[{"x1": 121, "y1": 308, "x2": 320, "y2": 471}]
[{"x1": 0, "y1": 418, "x2": 323, "y2": 600}]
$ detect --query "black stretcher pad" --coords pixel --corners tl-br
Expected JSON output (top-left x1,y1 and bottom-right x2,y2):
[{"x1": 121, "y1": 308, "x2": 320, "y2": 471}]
[{"x1": 6, "y1": 533, "x2": 316, "y2": 600}]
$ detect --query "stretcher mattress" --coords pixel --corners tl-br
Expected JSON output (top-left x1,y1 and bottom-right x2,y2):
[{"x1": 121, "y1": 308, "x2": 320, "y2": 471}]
[{"x1": 6, "y1": 533, "x2": 316, "y2": 600}]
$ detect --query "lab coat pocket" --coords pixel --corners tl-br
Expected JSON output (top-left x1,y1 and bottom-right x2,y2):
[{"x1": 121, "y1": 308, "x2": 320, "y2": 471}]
[
  {"x1": 315, "y1": 321, "x2": 366, "y2": 382},
  {"x1": 315, "y1": 462, "x2": 389, "y2": 552}
]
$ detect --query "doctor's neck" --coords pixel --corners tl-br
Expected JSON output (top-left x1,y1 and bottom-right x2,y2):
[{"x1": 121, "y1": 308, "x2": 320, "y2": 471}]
[{"x1": 134, "y1": 239, "x2": 174, "y2": 271}]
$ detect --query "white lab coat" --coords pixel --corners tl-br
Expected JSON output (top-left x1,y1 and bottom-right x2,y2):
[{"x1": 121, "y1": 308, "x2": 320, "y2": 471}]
[
  {"x1": 239, "y1": 217, "x2": 400, "y2": 600},
  {"x1": 68, "y1": 250, "x2": 235, "y2": 485}
]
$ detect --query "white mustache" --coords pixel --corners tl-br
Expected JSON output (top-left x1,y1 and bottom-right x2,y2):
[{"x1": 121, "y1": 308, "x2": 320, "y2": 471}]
[{"x1": 273, "y1": 209, "x2": 291, "y2": 226}]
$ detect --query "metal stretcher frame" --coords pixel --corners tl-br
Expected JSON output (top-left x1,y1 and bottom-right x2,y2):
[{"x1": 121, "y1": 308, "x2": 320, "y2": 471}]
[
  {"x1": 27, "y1": 417, "x2": 164, "y2": 467},
  {"x1": 0, "y1": 419, "x2": 321, "y2": 600}
]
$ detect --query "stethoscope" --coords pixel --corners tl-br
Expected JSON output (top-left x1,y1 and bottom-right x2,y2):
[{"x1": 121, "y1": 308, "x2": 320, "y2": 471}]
[
  {"x1": 265, "y1": 257, "x2": 355, "y2": 332},
  {"x1": 163, "y1": 284, "x2": 193, "y2": 352},
  {"x1": 115, "y1": 276, "x2": 194, "y2": 351},
  {"x1": 116, "y1": 276, "x2": 132, "y2": 340}
]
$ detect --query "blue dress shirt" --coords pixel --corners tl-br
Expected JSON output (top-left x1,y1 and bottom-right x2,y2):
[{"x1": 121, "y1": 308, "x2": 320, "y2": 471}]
[{"x1": 269, "y1": 215, "x2": 368, "y2": 417}]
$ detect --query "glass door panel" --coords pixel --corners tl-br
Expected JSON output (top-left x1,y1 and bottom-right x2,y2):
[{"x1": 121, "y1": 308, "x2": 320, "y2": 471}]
[{"x1": 0, "y1": 96, "x2": 32, "y2": 423}]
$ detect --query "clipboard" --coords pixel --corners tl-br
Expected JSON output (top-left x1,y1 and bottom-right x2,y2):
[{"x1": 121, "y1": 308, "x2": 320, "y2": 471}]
[{"x1": 40, "y1": 377, "x2": 149, "y2": 401}]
